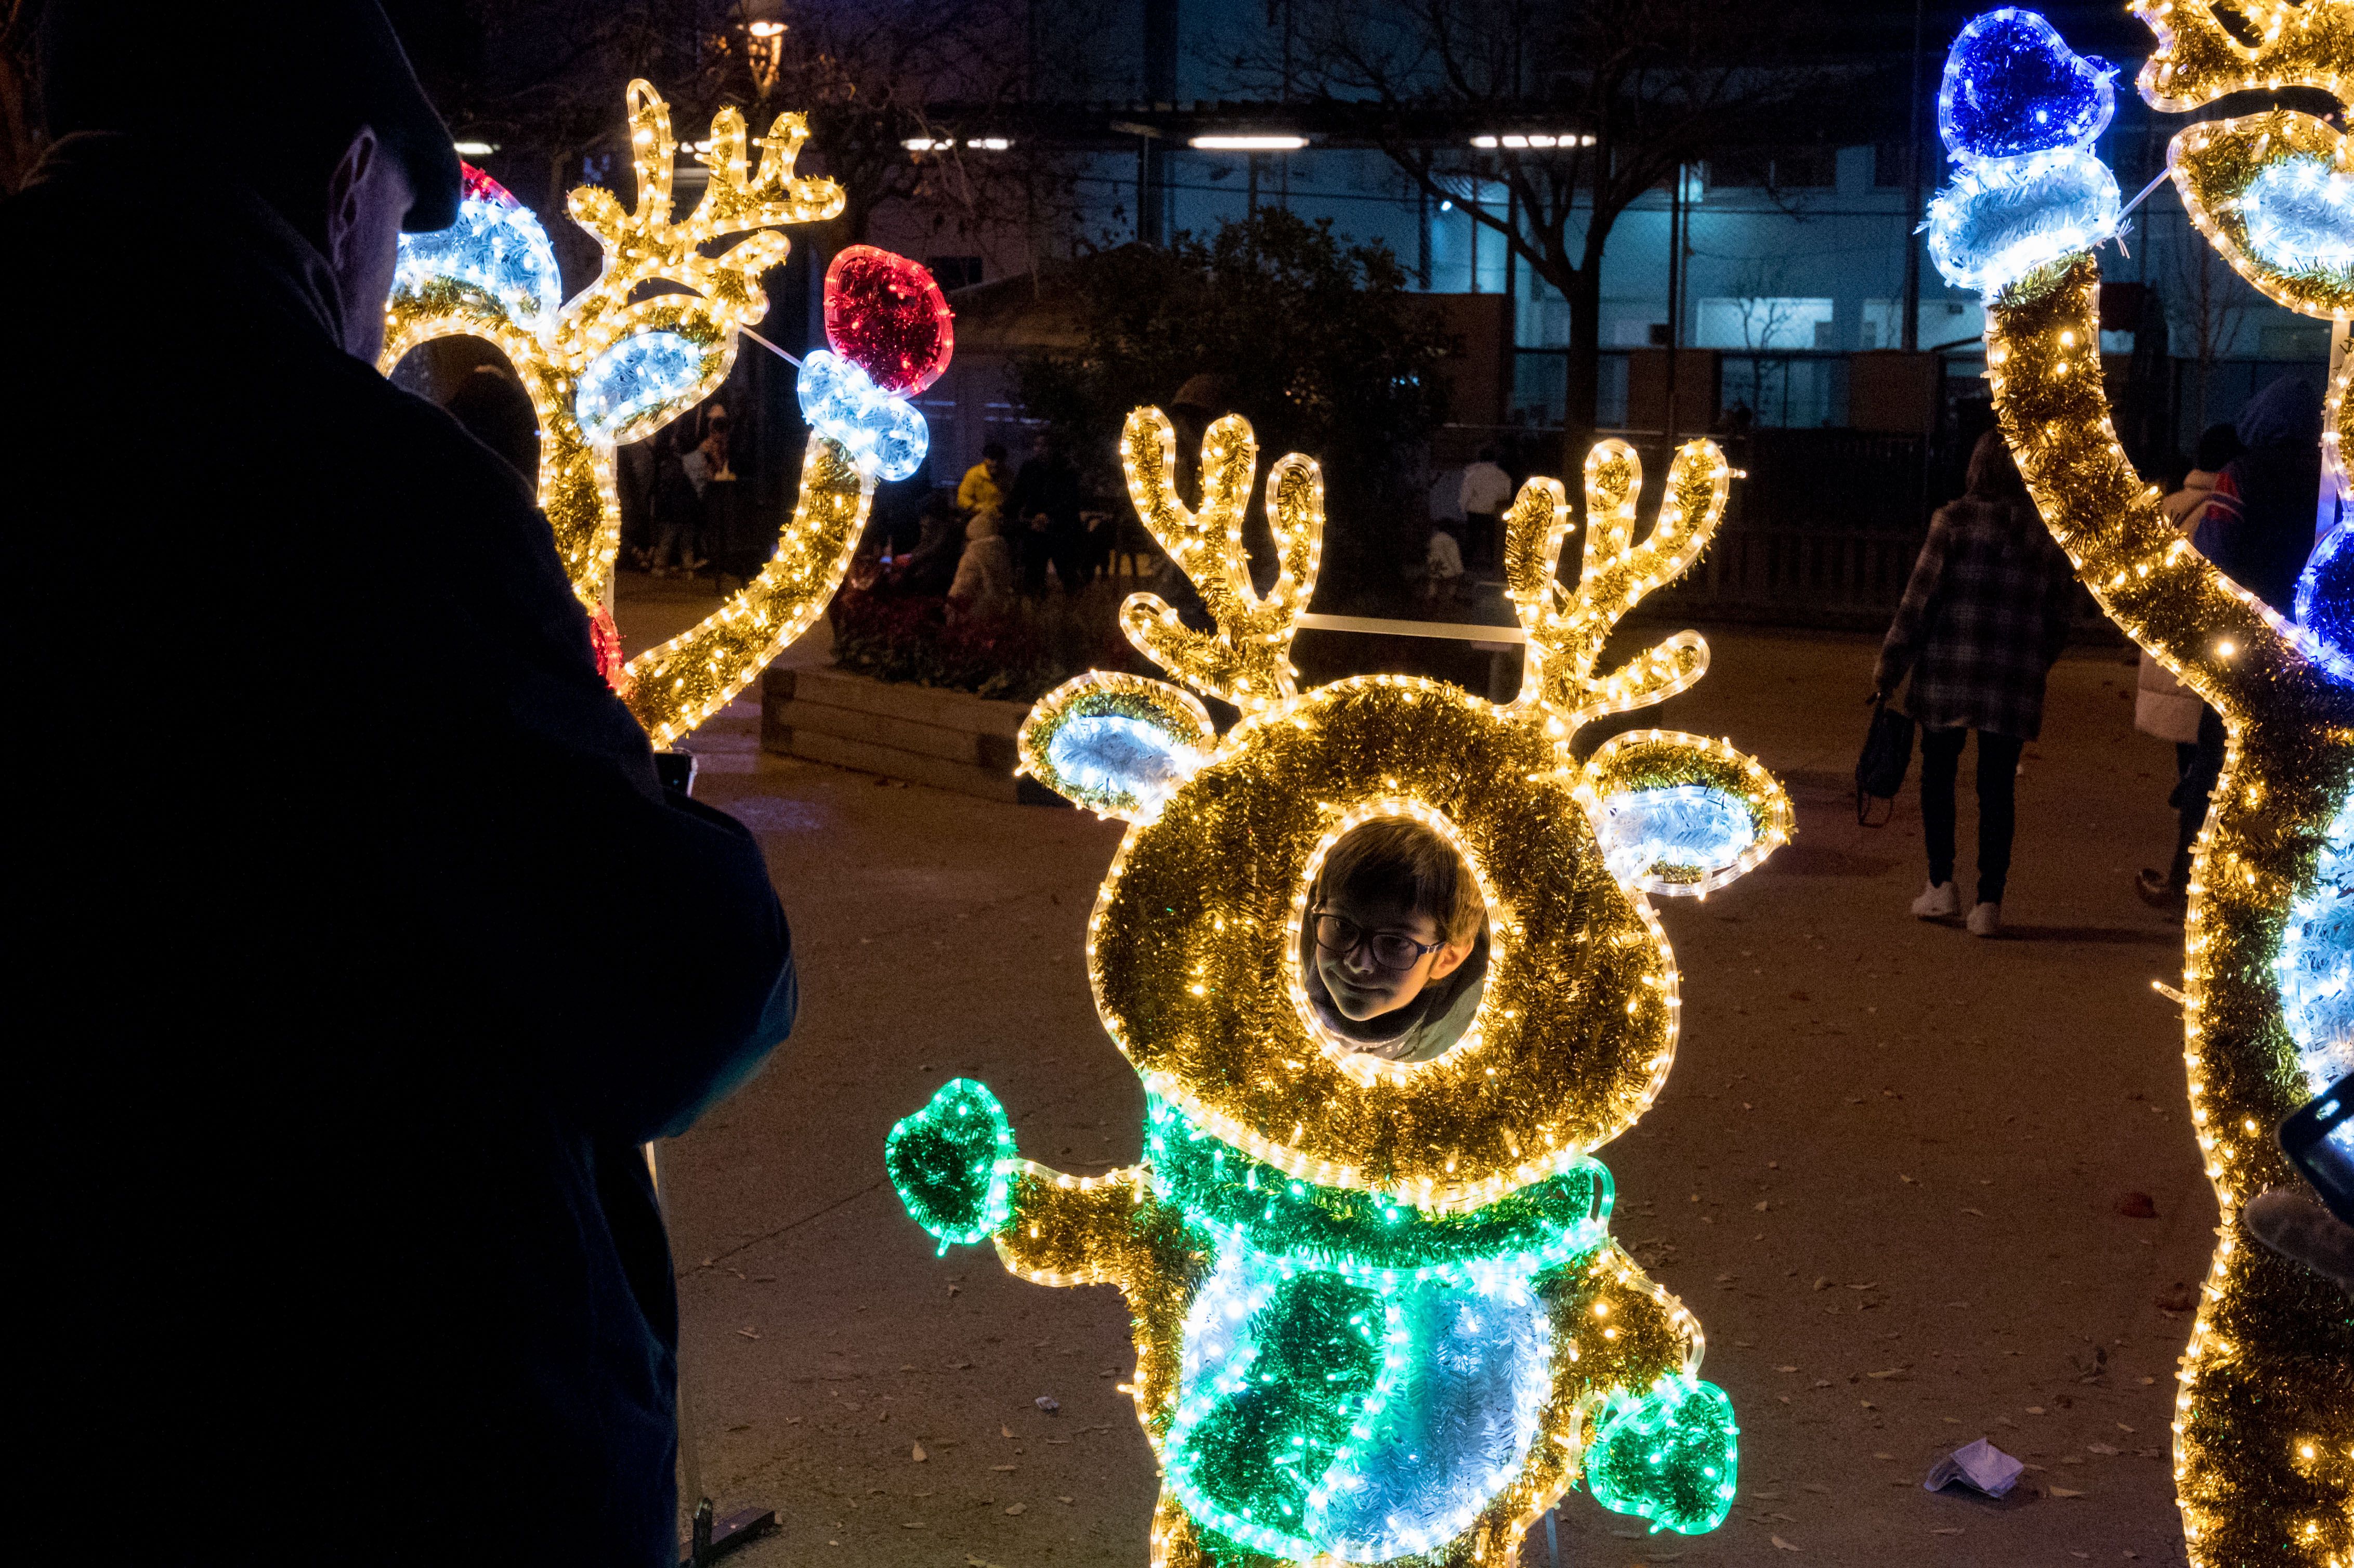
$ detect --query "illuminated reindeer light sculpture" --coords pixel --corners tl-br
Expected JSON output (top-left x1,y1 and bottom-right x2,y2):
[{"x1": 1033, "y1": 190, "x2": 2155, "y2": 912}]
[
  {"x1": 381, "y1": 82, "x2": 883, "y2": 745},
  {"x1": 1925, "y1": 7, "x2": 2354, "y2": 1564},
  {"x1": 886, "y1": 408, "x2": 1792, "y2": 1566}
]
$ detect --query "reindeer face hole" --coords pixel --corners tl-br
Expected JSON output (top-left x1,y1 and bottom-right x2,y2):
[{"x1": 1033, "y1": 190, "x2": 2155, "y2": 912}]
[
  {"x1": 1090, "y1": 676, "x2": 1672, "y2": 1206},
  {"x1": 1291, "y1": 807, "x2": 1495, "y2": 1082}
]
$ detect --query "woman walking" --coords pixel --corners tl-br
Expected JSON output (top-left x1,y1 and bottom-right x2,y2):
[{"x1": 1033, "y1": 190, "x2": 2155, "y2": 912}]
[{"x1": 1875, "y1": 430, "x2": 2079, "y2": 936}]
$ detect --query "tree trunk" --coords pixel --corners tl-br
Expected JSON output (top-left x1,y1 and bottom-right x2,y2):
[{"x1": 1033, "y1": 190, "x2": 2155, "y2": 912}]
[{"x1": 1561, "y1": 266, "x2": 1604, "y2": 482}]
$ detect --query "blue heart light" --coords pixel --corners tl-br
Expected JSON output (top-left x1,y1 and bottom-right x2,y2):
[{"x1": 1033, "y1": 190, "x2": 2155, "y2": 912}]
[{"x1": 1939, "y1": 8, "x2": 2115, "y2": 162}]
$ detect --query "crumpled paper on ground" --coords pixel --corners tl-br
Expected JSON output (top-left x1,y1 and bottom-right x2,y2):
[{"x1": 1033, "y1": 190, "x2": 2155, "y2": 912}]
[{"x1": 1922, "y1": 1438, "x2": 2024, "y2": 1498}]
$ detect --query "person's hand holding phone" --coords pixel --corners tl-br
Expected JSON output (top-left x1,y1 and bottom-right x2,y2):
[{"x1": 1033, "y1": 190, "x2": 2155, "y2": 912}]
[
  {"x1": 2244, "y1": 1075, "x2": 2354, "y2": 1292},
  {"x1": 2243, "y1": 1188, "x2": 2354, "y2": 1292}
]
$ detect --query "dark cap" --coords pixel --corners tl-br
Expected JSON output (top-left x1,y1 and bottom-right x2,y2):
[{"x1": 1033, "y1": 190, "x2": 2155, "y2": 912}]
[{"x1": 41, "y1": 0, "x2": 462, "y2": 235}]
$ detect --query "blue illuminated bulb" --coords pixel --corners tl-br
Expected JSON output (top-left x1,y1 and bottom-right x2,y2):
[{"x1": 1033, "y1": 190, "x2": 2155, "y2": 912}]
[{"x1": 795, "y1": 348, "x2": 930, "y2": 481}]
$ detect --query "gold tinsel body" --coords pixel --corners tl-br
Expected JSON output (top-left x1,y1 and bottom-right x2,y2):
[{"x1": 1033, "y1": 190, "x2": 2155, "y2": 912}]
[{"x1": 1992, "y1": 257, "x2": 2354, "y2": 1567}]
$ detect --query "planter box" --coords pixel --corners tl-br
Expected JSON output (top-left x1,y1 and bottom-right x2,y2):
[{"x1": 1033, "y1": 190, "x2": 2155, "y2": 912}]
[{"x1": 763, "y1": 667, "x2": 1058, "y2": 804}]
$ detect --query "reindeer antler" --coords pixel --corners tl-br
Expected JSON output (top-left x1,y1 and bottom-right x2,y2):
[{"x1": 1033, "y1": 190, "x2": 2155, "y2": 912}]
[
  {"x1": 2137, "y1": 0, "x2": 2353, "y2": 112},
  {"x1": 1507, "y1": 439, "x2": 1733, "y2": 733},
  {"x1": 1117, "y1": 408, "x2": 1324, "y2": 713},
  {"x1": 565, "y1": 82, "x2": 844, "y2": 353}
]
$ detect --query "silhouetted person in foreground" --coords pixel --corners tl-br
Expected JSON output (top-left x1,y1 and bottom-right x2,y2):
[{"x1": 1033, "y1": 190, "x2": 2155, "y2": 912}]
[{"x1": 7, "y1": 5, "x2": 796, "y2": 1563}]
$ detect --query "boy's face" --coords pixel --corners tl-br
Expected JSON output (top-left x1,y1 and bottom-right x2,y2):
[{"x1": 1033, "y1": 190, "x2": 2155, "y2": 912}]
[{"x1": 1313, "y1": 888, "x2": 1474, "y2": 1023}]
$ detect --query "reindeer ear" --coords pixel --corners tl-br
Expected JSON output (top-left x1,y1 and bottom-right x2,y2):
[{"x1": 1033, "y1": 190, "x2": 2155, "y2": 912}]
[
  {"x1": 1018, "y1": 673, "x2": 1216, "y2": 818},
  {"x1": 1581, "y1": 729, "x2": 1793, "y2": 895}
]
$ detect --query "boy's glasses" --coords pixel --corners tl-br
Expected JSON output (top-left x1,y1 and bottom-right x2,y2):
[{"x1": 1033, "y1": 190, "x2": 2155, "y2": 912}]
[{"x1": 1311, "y1": 908, "x2": 1446, "y2": 972}]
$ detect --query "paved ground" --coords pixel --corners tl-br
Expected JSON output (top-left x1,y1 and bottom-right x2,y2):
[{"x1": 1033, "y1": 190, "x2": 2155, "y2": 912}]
[{"x1": 616, "y1": 572, "x2": 2214, "y2": 1567}]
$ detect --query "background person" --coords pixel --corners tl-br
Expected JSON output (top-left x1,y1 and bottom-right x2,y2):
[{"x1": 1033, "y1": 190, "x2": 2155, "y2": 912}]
[
  {"x1": 1010, "y1": 430, "x2": 1087, "y2": 593},
  {"x1": 1459, "y1": 444, "x2": 1512, "y2": 573},
  {"x1": 958, "y1": 438, "x2": 1010, "y2": 528},
  {"x1": 649, "y1": 424, "x2": 704, "y2": 576},
  {"x1": 1875, "y1": 430, "x2": 2078, "y2": 938},
  {"x1": 2134, "y1": 422, "x2": 2241, "y2": 915},
  {"x1": 949, "y1": 505, "x2": 1015, "y2": 611},
  {"x1": 2195, "y1": 375, "x2": 2323, "y2": 618},
  {"x1": 443, "y1": 362, "x2": 538, "y2": 481},
  {"x1": 10, "y1": 5, "x2": 798, "y2": 1562}
]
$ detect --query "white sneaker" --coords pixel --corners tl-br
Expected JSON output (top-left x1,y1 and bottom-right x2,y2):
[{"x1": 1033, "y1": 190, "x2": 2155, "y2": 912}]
[
  {"x1": 1967, "y1": 901, "x2": 2002, "y2": 937},
  {"x1": 1911, "y1": 881, "x2": 1959, "y2": 919}
]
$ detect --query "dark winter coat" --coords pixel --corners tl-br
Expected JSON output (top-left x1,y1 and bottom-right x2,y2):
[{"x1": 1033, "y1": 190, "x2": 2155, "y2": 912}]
[
  {"x1": 4, "y1": 134, "x2": 795, "y2": 1566},
  {"x1": 1876, "y1": 495, "x2": 2079, "y2": 740},
  {"x1": 2194, "y1": 374, "x2": 2324, "y2": 617}
]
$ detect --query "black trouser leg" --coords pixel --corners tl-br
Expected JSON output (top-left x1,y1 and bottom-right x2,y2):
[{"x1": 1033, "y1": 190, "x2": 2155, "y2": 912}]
[
  {"x1": 2168, "y1": 708, "x2": 2225, "y2": 886},
  {"x1": 1920, "y1": 726, "x2": 1965, "y2": 888},
  {"x1": 1972, "y1": 730, "x2": 2024, "y2": 905},
  {"x1": 1048, "y1": 528, "x2": 1092, "y2": 593}
]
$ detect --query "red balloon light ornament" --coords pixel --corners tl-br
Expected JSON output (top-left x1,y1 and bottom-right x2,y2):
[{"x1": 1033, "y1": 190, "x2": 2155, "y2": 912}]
[{"x1": 822, "y1": 245, "x2": 955, "y2": 394}]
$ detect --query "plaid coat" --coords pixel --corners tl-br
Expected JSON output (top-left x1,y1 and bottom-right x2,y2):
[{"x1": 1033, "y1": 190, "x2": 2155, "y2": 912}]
[{"x1": 1875, "y1": 496, "x2": 2078, "y2": 740}]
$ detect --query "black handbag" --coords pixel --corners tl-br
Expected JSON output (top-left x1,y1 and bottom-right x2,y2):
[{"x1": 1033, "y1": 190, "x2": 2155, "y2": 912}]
[{"x1": 1855, "y1": 697, "x2": 1915, "y2": 827}]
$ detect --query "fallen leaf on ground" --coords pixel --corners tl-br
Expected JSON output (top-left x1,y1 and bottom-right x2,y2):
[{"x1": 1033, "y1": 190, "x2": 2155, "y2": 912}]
[
  {"x1": 1057, "y1": 1496, "x2": 1074, "y2": 1504},
  {"x1": 2049, "y1": 1486, "x2": 2084, "y2": 1498},
  {"x1": 1001, "y1": 1425, "x2": 1014, "y2": 1438},
  {"x1": 1004, "y1": 1502, "x2": 1027, "y2": 1515},
  {"x1": 911, "y1": 1443, "x2": 927, "y2": 1462},
  {"x1": 1776, "y1": 1365, "x2": 1799, "y2": 1373},
  {"x1": 2088, "y1": 1443, "x2": 2118, "y2": 1455},
  {"x1": 1772, "y1": 1535, "x2": 1801, "y2": 1551}
]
